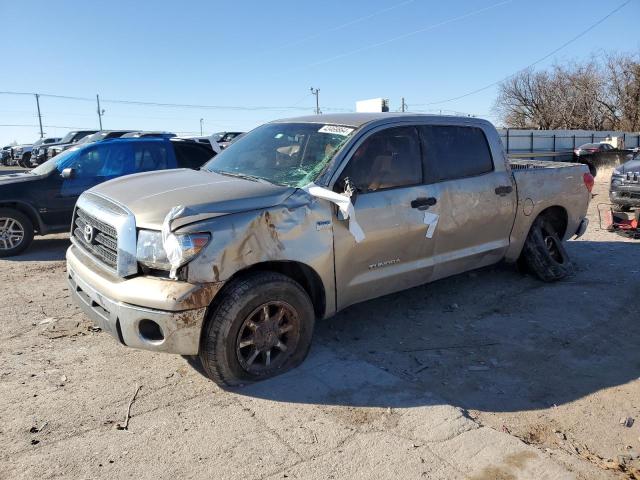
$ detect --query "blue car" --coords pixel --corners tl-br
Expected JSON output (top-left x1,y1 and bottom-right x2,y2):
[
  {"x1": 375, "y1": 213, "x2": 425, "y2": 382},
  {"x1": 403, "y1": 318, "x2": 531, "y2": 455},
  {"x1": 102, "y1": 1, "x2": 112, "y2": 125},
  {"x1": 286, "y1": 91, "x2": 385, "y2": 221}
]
[{"x1": 0, "y1": 137, "x2": 215, "y2": 256}]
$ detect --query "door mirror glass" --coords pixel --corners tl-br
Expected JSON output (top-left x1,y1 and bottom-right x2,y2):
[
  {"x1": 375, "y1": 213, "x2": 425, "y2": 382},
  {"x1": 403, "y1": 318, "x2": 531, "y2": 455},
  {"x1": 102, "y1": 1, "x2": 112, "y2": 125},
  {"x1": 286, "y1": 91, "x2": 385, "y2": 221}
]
[{"x1": 61, "y1": 167, "x2": 75, "y2": 179}]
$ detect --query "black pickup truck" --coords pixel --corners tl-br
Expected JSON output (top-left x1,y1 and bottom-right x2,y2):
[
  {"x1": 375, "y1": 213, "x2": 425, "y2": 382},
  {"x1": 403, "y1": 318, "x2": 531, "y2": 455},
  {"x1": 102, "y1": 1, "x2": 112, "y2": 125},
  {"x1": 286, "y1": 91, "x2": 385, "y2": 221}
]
[{"x1": 0, "y1": 137, "x2": 215, "y2": 256}]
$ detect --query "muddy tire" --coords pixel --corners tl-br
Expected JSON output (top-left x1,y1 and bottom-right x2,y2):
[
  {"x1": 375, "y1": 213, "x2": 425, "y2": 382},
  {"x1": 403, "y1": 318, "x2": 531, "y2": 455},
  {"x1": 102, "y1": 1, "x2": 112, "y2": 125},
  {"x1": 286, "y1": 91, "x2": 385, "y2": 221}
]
[
  {"x1": 199, "y1": 271, "x2": 315, "y2": 386},
  {"x1": 520, "y1": 216, "x2": 572, "y2": 282},
  {"x1": 0, "y1": 208, "x2": 34, "y2": 257}
]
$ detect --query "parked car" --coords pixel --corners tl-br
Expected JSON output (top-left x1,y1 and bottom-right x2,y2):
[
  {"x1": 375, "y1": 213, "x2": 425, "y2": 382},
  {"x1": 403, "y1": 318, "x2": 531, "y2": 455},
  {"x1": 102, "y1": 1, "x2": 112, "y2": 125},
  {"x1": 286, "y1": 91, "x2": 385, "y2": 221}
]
[
  {"x1": 31, "y1": 130, "x2": 98, "y2": 165},
  {"x1": 65, "y1": 113, "x2": 592, "y2": 386},
  {"x1": 120, "y1": 131, "x2": 176, "y2": 139},
  {"x1": 212, "y1": 131, "x2": 245, "y2": 149},
  {"x1": 1, "y1": 146, "x2": 12, "y2": 165},
  {"x1": 573, "y1": 142, "x2": 627, "y2": 176},
  {"x1": 44, "y1": 130, "x2": 135, "y2": 161},
  {"x1": 12, "y1": 137, "x2": 61, "y2": 167},
  {"x1": 0, "y1": 137, "x2": 215, "y2": 256},
  {"x1": 610, "y1": 151, "x2": 640, "y2": 211},
  {"x1": 179, "y1": 136, "x2": 222, "y2": 154}
]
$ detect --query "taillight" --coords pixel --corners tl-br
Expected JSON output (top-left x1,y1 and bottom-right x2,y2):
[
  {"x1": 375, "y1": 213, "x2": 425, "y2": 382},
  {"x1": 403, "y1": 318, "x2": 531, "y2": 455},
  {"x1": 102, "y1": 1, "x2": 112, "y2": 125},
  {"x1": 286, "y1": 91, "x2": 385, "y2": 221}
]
[{"x1": 583, "y1": 172, "x2": 594, "y2": 193}]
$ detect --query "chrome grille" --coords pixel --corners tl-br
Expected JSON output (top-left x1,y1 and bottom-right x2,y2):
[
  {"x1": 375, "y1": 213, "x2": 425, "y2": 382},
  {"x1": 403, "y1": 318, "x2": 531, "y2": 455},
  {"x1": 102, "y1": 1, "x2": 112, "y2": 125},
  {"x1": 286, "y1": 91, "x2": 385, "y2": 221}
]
[{"x1": 73, "y1": 208, "x2": 118, "y2": 269}]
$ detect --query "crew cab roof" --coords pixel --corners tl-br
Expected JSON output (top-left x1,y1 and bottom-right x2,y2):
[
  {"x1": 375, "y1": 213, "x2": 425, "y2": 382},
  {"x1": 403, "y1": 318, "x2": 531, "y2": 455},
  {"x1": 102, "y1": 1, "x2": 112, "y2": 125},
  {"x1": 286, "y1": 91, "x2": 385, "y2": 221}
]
[{"x1": 271, "y1": 112, "x2": 491, "y2": 129}]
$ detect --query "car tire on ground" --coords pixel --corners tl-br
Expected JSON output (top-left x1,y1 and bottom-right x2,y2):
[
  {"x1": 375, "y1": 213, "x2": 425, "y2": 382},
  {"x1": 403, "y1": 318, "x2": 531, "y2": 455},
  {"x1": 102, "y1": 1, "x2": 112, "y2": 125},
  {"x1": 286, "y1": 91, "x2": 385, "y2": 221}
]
[
  {"x1": 0, "y1": 208, "x2": 34, "y2": 257},
  {"x1": 520, "y1": 215, "x2": 572, "y2": 282},
  {"x1": 199, "y1": 271, "x2": 315, "y2": 386}
]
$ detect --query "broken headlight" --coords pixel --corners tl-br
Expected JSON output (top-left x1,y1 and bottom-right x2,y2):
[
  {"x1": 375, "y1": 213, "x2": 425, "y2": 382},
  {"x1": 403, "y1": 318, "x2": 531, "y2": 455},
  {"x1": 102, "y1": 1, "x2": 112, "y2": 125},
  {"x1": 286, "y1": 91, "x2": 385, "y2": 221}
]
[{"x1": 136, "y1": 229, "x2": 210, "y2": 271}]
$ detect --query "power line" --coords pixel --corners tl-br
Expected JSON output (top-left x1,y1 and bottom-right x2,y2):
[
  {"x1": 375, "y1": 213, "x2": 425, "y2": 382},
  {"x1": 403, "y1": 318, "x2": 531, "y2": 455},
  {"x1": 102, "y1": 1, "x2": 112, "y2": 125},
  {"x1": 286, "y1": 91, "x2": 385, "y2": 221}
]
[
  {"x1": 308, "y1": 0, "x2": 511, "y2": 67},
  {"x1": 411, "y1": 0, "x2": 632, "y2": 106},
  {"x1": 0, "y1": 91, "x2": 352, "y2": 112}
]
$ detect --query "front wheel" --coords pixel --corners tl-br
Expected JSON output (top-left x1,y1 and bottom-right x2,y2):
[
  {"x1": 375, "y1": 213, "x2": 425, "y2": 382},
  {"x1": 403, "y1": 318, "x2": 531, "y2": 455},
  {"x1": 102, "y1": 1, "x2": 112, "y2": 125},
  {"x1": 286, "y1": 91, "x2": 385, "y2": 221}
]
[
  {"x1": 520, "y1": 216, "x2": 572, "y2": 282},
  {"x1": 199, "y1": 271, "x2": 315, "y2": 386},
  {"x1": 0, "y1": 208, "x2": 34, "y2": 257}
]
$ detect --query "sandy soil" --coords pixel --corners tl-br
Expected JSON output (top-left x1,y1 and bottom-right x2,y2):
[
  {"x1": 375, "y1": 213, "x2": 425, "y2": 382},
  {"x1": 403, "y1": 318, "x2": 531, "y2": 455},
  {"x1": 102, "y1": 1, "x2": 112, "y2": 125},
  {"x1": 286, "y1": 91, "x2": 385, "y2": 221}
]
[{"x1": 0, "y1": 166, "x2": 638, "y2": 479}]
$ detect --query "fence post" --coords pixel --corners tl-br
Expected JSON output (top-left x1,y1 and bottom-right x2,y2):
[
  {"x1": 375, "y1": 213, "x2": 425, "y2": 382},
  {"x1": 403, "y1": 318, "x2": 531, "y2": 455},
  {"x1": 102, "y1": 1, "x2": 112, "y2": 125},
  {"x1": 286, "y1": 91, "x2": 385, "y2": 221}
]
[
  {"x1": 591, "y1": 133, "x2": 595, "y2": 143},
  {"x1": 573, "y1": 135, "x2": 576, "y2": 150},
  {"x1": 530, "y1": 132, "x2": 534, "y2": 153},
  {"x1": 552, "y1": 134, "x2": 556, "y2": 152},
  {"x1": 506, "y1": 129, "x2": 510, "y2": 153}
]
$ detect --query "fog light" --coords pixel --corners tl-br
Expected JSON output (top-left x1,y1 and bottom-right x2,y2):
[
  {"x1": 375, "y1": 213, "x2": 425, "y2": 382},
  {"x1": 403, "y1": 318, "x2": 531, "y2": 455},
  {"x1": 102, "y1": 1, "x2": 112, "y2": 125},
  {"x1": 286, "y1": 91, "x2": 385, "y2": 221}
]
[{"x1": 138, "y1": 319, "x2": 164, "y2": 342}]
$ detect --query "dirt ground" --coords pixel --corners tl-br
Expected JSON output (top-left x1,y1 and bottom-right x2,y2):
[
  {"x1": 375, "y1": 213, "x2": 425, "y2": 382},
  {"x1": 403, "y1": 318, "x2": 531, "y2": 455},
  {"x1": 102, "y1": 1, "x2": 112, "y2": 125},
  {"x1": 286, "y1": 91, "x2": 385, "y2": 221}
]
[{"x1": 0, "y1": 166, "x2": 638, "y2": 479}]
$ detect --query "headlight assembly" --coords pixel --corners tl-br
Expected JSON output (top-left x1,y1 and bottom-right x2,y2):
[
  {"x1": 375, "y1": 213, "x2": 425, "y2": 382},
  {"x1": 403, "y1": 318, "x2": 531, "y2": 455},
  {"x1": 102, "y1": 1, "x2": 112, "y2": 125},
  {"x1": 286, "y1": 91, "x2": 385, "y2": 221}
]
[{"x1": 136, "y1": 229, "x2": 210, "y2": 273}]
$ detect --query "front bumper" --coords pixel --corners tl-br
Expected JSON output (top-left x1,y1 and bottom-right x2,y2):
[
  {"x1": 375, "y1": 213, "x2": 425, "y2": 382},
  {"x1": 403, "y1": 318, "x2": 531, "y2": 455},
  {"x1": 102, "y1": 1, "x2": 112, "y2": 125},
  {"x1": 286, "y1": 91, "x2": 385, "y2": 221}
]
[
  {"x1": 67, "y1": 245, "x2": 222, "y2": 355},
  {"x1": 610, "y1": 186, "x2": 640, "y2": 207}
]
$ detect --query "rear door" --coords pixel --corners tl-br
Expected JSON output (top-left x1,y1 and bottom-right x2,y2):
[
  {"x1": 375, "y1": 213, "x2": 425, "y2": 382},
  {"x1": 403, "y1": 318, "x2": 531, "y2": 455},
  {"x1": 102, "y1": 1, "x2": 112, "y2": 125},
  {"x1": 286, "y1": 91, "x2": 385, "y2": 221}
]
[
  {"x1": 332, "y1": 125, "x2": 440, "y2": 309},
  {"x1": 418, "y1": 124, "x2": 516, "y2": 281}
]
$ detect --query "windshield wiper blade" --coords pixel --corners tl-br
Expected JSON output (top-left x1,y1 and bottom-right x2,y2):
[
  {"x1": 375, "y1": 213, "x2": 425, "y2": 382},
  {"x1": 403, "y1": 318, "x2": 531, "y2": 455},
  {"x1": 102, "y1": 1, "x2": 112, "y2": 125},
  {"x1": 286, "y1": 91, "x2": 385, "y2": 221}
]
[{"x1": 211, "y1": 169, "x2": 270, "y2": 184}]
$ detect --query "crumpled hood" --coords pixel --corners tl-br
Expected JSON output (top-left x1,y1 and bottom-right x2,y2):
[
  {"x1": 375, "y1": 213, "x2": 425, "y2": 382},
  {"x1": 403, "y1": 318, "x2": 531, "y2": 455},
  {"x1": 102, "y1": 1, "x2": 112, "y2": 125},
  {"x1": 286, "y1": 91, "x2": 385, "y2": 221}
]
[
  {"x1": 87, "y1": 168, "x2": 296, "y2": 229},
  {"x1": 0, "y1": 172, "x2": 43, "y2": 185}
]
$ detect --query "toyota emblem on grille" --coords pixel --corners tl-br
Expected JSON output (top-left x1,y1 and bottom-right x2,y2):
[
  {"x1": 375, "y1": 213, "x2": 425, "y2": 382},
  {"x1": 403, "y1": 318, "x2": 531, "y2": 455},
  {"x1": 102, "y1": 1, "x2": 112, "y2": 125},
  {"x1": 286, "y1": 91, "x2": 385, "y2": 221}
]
[{"x1": 83, "y1": 224, "x2": 95, "y2": 244}]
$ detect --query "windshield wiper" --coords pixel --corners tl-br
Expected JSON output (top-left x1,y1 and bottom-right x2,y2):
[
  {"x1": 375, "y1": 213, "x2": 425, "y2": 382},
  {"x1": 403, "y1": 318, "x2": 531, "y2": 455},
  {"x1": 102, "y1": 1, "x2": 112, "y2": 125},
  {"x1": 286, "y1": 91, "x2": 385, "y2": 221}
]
[{"x1": 211, "y1": 169, "x2": 271, "y2": 184}]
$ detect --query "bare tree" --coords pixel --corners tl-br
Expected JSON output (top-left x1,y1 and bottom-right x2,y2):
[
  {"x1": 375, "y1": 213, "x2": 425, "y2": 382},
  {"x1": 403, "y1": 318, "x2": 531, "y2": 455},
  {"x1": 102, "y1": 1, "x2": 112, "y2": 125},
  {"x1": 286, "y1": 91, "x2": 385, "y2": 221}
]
[{"x1": 494, "y1": 51, "x2": 640, "y2": 131}]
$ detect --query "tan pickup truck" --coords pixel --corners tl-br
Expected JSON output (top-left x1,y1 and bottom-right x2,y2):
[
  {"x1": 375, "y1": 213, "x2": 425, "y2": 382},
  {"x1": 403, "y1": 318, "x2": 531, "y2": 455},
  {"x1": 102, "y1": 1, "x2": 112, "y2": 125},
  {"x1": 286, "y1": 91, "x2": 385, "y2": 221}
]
[{"x1": 66, "y1": 113, "x2": 592, "y2": 385}]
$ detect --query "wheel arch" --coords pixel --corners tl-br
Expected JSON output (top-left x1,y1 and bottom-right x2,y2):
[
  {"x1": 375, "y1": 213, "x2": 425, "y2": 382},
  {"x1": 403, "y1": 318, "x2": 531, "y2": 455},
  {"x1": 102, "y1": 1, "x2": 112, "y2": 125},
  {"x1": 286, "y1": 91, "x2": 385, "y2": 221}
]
[
  {"x1": 536, "y1": 205, "x2": 568, "y2": 238},
  {"x1": 212, "y1": 260, "x2": 327, "y2": 320},
  {"x1": 0, "y1": 201, "x2": 44, "y2": 233}
]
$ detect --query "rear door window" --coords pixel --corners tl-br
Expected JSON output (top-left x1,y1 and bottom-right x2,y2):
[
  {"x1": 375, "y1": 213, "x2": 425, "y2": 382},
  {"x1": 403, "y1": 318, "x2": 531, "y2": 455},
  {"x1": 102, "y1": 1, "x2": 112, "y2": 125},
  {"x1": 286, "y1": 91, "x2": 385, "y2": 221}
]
[
  {"x1": 419, "y1": 125, "x2": 493, "y2": 182},
  {"x1": 339, "y1": 126, "x2": 422, "y2": 192},
  {"x1": 173, "y1": 142, "x2": 215, "y2": 169},
  {"x1": 133, "y1": 141, "x2": 173, "y2": 172}
]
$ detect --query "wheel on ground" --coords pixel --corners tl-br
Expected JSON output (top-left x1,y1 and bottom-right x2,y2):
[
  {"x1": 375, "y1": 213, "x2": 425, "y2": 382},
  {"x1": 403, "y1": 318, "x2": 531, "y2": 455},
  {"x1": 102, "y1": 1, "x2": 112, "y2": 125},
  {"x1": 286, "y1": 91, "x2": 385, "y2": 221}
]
[
  {"x1": 519, "y1": 216, "x2": 572, "y2": 282},
  {"x1": 0, "y1": 208, "x2": 34, "y2": 257},
  {"x1": 199, "y1": 271, "x2": 315, "y2": 386}
]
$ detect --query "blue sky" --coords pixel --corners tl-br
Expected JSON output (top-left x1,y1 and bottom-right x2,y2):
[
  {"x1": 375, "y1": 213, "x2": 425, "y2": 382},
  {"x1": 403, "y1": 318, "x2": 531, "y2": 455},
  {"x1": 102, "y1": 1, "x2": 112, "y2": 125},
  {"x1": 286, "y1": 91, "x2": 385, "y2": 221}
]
[{"x1": 1, "y1": 0, "x2": 638, "y2": 145}]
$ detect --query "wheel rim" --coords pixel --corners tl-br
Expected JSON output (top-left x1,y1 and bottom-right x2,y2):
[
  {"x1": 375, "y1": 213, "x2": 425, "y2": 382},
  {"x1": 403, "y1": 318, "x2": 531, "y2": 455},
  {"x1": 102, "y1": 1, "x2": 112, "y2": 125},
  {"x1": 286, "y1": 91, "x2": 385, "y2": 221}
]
[
  {"x1": 0, "y1": 217, "x2": 25, "y2": 250},
  {"x1": 236, "y1": 301, "x2": 300, "y2": 376},
  {"x1": 543, "y1": 233, "x2": 563, "y2": 263}
]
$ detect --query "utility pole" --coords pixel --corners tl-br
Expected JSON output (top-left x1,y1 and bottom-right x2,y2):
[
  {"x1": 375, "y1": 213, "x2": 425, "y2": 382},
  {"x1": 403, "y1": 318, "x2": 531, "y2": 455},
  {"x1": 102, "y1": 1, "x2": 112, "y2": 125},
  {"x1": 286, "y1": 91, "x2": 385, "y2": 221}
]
[
  {"x1": 96, "y1": 94, "x2": 104, "y2": 130},
  {"x1": 401, "y1": 97, "x2": 406, "y2": 113},
  {"x1": 200, "y1": 118, "x2": 204, "y2": 136},
  {"x1": 34, "y1": 94, "x2": 44, "y2": 139},
  {"x1": 310, "y1": 87, "x2": 321, "y2": 115}
]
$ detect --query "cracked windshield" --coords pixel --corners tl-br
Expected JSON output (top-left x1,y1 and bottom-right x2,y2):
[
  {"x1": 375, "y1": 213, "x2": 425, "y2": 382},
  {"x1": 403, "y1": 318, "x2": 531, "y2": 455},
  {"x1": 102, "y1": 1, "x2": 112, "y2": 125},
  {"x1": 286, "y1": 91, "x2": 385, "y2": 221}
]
[{"x1": 204, "y1": 122, "x2": 354, "y2": 187}]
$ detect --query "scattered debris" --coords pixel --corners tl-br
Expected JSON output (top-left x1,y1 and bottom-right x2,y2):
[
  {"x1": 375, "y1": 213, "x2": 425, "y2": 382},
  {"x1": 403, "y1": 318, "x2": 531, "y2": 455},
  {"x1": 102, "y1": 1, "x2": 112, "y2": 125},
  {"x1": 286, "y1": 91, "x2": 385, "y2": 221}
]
[
  {"x1": 115, "y1": 385, "x2": 142, "y2": 431},
  {"x1": 38, "y1": 317, "x2": 56, "y2": 325},
  {"x1": 29, "y1": 421, "x2": 48, "y2": 434},
  {"x1": 620, "y1": 417, "x2": 635, "y2": 428},
  {"x1": 30, "y1": 439, "x2": 39, "y2": 445}
]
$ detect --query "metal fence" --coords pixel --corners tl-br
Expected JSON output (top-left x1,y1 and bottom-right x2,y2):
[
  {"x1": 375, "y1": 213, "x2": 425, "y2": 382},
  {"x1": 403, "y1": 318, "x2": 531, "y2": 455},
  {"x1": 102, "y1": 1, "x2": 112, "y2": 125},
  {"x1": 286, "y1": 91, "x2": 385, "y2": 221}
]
[{"x1": 498, "y1": 129, "x2": 640, "y2": 154}]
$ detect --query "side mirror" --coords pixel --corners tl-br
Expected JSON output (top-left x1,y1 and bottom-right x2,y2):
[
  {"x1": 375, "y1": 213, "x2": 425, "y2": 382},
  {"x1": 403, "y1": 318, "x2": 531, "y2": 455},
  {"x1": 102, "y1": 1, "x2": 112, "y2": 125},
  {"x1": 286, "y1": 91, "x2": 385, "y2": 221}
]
[{"x1": 61, "y1": 168, "x2": 75, "y2": 179}]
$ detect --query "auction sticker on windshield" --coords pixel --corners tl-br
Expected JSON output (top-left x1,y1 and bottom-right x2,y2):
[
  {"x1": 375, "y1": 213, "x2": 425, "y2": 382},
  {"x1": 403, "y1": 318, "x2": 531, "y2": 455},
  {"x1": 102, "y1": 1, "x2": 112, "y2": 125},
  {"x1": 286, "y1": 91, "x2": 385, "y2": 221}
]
[{"x1": 318, "y1": 125, "x2": 354, "y2": 136}]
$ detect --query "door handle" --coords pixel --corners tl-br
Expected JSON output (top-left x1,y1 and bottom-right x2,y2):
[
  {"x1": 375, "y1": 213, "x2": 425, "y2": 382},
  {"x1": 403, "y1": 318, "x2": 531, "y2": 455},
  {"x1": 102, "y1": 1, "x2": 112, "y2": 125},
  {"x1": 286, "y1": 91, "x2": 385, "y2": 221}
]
[
  {"x1": 494, "y1": 185, "x2": 513, "y2": 196},
  {"x1": 411, "y1": 197, "x2": 437, "y2": 210}
]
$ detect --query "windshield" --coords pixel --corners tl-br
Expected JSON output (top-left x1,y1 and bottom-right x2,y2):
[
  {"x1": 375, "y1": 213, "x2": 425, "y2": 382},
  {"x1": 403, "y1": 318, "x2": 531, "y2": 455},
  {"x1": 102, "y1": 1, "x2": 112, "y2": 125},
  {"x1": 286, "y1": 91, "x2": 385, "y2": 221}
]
[
  {"x1": 203, "y1": 123, "x2": 355, "y2": 187},
  {"x1": 31, "y1": 145, "x2": 82, "y2": 175}
]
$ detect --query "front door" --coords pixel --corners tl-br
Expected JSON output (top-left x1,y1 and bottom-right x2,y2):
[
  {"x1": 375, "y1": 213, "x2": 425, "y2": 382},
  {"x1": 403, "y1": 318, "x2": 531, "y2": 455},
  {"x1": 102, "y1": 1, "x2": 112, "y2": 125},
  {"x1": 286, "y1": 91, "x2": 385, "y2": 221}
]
[{"x1": 332, "y1": 126, "x2": 439, "y2": 310}]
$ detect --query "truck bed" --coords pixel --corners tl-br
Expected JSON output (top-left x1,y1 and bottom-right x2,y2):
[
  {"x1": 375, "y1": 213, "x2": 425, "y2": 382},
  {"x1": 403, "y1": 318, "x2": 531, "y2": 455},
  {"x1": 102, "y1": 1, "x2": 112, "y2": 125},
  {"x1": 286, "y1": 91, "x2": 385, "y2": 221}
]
[{"x1": 504, "y1": 159, "x2": 590, "y2": 262}]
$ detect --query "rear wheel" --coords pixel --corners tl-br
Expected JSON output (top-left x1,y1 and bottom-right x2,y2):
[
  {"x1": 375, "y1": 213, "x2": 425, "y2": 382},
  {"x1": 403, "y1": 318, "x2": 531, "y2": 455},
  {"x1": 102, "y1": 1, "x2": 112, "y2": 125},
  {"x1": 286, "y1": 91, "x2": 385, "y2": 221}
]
[
  {"x1": 199, "y1": 271, "x2": 315, "y2": 386},
  {"x1": 0, "y1": 208, "x2": 34, "y2": 257},
  {"x1": 520, "y1": 216, "x2": 572, "y2": 282}
]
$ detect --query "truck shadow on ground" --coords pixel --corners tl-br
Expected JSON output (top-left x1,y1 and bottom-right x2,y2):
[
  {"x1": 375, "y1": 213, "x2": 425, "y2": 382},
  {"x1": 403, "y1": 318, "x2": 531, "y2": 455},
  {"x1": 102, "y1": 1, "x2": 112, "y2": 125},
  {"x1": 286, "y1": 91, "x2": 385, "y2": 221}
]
[
  {"x1": 6, "y1": 236, "x2": 69, "y2": 262},
  {"x1": 231, "y1": 239, "x2": 640, "y2": 412}
]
